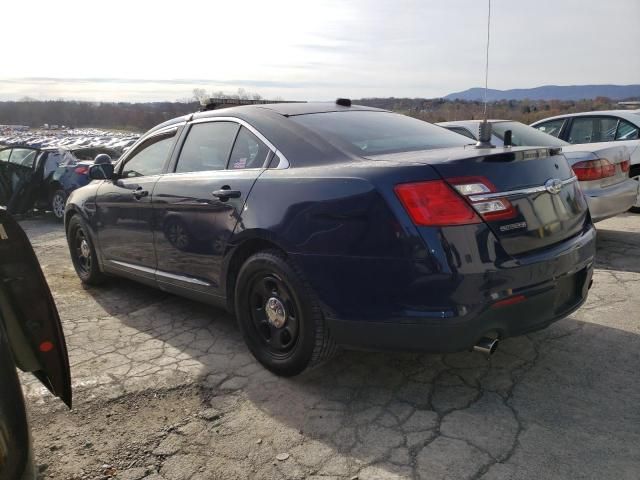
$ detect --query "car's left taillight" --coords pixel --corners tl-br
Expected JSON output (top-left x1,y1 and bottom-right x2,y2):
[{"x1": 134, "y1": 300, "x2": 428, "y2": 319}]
[{"x1": 74, "y1": 166, "x2": 89, "y2": 175}]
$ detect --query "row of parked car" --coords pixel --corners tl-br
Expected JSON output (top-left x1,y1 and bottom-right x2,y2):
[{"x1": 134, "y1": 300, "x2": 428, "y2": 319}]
[{"x1": 0, "y1": 128, "x2": 142, "y2": 220}]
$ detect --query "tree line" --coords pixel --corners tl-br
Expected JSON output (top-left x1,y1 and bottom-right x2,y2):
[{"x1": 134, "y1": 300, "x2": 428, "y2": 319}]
[{"x1": 0, "y1": 95, "x2": 631, "y2": 132}]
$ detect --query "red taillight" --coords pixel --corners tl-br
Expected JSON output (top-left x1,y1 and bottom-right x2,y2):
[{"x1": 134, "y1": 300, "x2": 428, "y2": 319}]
[
  {"x1": 39, "y1": 341, "x2": 55, "y2": 352},
  {"x1": 620, "y1": 160, "x2": 630, "y2": 173},
  {"x1": 572, "y1": 158, "x2": 615, "y2": 181},
  {"x1": 74, "y1": 166, "x2": 89, "y2": 175},
  {"x1": 394, "y1": 180, "x2": 481, "y2": 226},
  {"x1": 448, "y1": 176, "x2": 517, "y2": 221}
]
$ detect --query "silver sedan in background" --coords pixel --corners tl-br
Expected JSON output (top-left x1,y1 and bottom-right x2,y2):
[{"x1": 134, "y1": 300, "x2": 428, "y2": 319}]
[{"x1": 437, "y1": 119, "x2": 638, "y2": 222}]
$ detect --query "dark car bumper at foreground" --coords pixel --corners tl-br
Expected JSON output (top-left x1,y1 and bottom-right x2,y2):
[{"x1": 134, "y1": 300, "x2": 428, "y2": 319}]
[{"x1": 294, "y1": 223, "x2": 596, "y2": 352}]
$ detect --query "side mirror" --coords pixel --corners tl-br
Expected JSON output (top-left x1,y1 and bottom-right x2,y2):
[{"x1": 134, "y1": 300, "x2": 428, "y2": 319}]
[{"x1": 89, "y1": 163, "x2": 114, "y2": 180}]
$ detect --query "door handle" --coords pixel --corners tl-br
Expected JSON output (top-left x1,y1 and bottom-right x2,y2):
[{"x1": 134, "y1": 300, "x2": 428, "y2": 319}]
[
  {"x1": 132, "y1": 188, "x2": 148, "y2": 199},
  {"x1": 212, "y1": 189, "x2": 241, "y2": 200}
]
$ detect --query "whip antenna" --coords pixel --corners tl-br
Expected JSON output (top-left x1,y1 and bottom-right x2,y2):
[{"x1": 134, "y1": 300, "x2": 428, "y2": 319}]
[{"x1": 476, "y1": 0, "x2": 494, "y2": 148}]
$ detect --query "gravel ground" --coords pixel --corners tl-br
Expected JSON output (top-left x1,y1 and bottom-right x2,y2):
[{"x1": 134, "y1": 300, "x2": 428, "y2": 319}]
[{"x1": 19, "y1": 213, "x2": 640, "y2": 480}]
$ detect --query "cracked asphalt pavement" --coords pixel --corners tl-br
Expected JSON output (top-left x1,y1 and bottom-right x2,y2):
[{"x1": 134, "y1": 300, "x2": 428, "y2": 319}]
[{"x1": 19, "y1": 213, "x2": 640, "y2": 480}]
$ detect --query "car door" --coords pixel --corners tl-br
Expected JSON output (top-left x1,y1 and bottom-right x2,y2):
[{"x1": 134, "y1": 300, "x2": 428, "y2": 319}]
[
  {"x1": 4, "y1": 147, "x2": 42, "y2": 214},
  {"x1": 0, "y1": 148, "x2": 12, "y2": 204},
  {"x1": 152, "y1": 120, "x2": 273, "y2": 301},
  {"x1": 0, "y1": 209, "x2": 71, "y2": 406},
  {"x1": 96, "y1": 126, "x2": 180, "y2": 282}
]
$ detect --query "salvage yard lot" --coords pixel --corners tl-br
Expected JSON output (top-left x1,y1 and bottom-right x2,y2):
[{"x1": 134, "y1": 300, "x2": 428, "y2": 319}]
[{"x1": 21, "y1": 214, "x2": 640, "y2": 480}]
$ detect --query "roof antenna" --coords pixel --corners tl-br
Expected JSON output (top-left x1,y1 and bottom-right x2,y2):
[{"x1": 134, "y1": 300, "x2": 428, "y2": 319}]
[{"x1": 476, "y1": 0, "x2": 494, "y2": 149}]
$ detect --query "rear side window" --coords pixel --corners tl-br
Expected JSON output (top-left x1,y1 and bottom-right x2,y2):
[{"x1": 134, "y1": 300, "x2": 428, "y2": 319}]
[
  {"x1": 447, "y1": 126, "x2": 477, "y2": 140},
  {"x1": 228, "y1": 127, "x2": 271, "y2": 169},
  {"x1": 175, "y1": 122, "x2": 239, "y2": 173},
  {"x1": 534, "y1": 119, "x2": 565, "y2": 138},
  {"x1": 616, "y1": 119, "x2": 639, "y2": 140},
  {"x1": 291, "y1": 111, "x2": 469, "y2": 156},
  {"x1": 568, "y1": 117, "x2": 618, "y2": 144},
  {"x1": 0, "y1": 149, "x2": 10, "y2": 162}
]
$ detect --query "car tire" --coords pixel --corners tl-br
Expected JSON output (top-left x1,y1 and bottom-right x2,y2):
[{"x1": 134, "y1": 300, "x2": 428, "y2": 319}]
[
  {"x1": 66, "y1": 215, "x2": 105, "y2": 285},
  {"x1": 629, "y1": 166, "x2": 640, "y2": 214},
  {"x1": 51, "y1": 190, "x2": 67, "y2": 221},
  {"x1": 234, "y1": 249, "x2": 337, "y2": 376}
]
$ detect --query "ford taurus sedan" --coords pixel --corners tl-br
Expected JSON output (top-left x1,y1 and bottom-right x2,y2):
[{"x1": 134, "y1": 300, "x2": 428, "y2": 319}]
[
  {"x1": 64, "y1": 101, "x2": 595, "y2": 376},
  {"x1": 438, "y1": 119, "x2": 638, "y2": 222}
]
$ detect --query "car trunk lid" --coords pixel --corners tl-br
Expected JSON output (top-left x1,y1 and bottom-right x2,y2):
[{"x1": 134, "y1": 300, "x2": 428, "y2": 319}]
[{"x1": 374, "y1": 147, "x2": 589, "y2": 256}]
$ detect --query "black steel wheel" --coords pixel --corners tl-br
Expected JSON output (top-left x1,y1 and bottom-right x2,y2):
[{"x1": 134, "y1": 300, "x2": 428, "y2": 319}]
[
  {"x1": 67, "y1": 215, "x2": 105, "y2": 285},
  {"x1": 235, "y1": 250, "x2": 337, "y2": 376}
]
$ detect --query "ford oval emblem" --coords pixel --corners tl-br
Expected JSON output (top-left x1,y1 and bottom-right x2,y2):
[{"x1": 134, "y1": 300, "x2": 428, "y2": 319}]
[{"x1": 545, "y1": 178, "x2": 563, "y2": 195}]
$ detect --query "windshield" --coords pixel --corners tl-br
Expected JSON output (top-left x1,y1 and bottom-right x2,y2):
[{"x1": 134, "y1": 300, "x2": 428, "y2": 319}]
[
  {"x1": 291, "y1": 111, "x2": 471, "y2": 155},
  {"x1": 492, "y1": 121, "x2": 568, "y2": 147}
]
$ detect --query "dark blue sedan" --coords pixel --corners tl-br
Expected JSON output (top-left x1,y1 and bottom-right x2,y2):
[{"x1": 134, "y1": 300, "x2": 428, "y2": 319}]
[{"x1": 64, "y1": 101, "x2": 595, "y2": 376}]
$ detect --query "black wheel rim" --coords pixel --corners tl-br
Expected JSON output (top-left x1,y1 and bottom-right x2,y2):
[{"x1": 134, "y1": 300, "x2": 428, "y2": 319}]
[
  {"x1": 74, "y1": 228, "x2": 92, "y2": 275},
  {"x1": 247, "y1": 273, "x2": 300, "y2": 358}
]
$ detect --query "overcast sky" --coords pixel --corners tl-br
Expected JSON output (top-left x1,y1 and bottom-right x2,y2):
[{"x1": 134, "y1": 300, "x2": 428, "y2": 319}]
[{"x1": 1, "y1": 0, "x2": 639, "y2": 102}]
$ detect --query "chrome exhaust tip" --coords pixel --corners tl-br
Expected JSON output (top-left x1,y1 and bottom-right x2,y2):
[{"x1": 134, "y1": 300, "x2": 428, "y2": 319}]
[{"x1": 473, "y1": 337, "x2": 499, "y2": 356}]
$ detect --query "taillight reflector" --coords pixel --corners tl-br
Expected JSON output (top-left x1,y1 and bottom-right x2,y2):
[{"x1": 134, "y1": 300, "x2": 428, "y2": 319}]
[
  {"x1": 39, "y1": 341, "x2": 55, "y2": 352},
  {"x1": 492, "y1": 294, "x2": 526, "y2": 308},
  {"x1": 572, "y1": 158, "x2": 615, "y2": 181},
  {"x1": 394, "y1": 180, "x2": 481, "y2": 226}
]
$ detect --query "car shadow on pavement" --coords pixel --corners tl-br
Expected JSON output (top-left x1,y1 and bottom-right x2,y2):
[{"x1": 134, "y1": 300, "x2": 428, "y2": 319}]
[
  {"x1": 78, "y1": 274, "x2": 640, "y2": 479},
  {"x1": 595, "y1": 227, "x2": 640, "y2": 274}
]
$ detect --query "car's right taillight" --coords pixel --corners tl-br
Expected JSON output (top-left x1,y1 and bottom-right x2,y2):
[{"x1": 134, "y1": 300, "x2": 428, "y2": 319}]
[
  {"x1": 394, "y1": 180, "x2": 482, "y2": 226},
  {"x1": 572, "y1": 158, "x2": 615, "y2": 181},
  {"x1": 620, "y1": 159, "x2": 630, "y2": 173}
]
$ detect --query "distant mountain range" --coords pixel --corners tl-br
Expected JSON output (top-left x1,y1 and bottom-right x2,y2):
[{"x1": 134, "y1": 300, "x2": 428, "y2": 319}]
[{"x1": 444, "y1": 84, "x2": 640, "y2": 101}]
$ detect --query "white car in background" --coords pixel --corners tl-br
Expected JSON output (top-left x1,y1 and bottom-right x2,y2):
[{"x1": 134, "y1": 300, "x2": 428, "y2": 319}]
[
  {"x1": 530, "y1": 110, "x2": 640, "y2": 212},
  {"x1": 437, "y1": 119, "x2": 638, "y2": 222}
]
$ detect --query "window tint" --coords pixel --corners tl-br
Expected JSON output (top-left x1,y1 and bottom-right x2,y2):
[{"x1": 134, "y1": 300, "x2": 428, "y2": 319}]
[
  {"x1": 229, "y1": 127, "x2": 271, "y2": 169},
  {"x1": 291, "y1": 111, "x2": 469, "y2": 156},
  {"x1": 534, "y1": 119, "x2": 565, "y2": 138},
  {"x1": 568, "y1": 117, "x2": 618, "y2": 144},
  {"x1": 9, "y1": 148, "x2": 37, "y2": 168},
  {"x1": 616, "y1": 119, "x2": 639, "y2": 140},
  {"x1": 175, "y1": 122, "x2": 239, "y2": 173},
  {"x1": 491, "y1": 121, "x2": 568, "y2": 147},
  {"x1": 447, "y1": 127, "x2": 477, "y2": 140},
  {"x1": 121, "y1": 133, "x2": 175, "y2": 178},
  {"x1": 0, "y1": 149, "x2": 10, "y2": 162}
]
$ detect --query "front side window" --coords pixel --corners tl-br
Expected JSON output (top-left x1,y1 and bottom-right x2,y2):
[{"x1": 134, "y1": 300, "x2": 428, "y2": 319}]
[
  {"x1": 446, "y1": 126, "x2": 477, "y2": 140},
  {"x1": 0, "y1": 149, "x2": 10, "y2": 162},
  {"x1": 8, "y1": 148, "x2": 37, "y2": 168},
  {"x1": 229, "y1": 127, "x2": 271, "y2": 169},
  {"x1": 175, "y1": 122, "x2": 239, "y2": 173},
  {"x1": 616, "y1": 119, "x2": 639, "y2": 140},
  {"x1": 121, "y1": 133, "x2": 176, "y2": 178},
  {"x1": 291, "y1": 111, "x2": 470, "y2": 156},
  {"x1": 534, "y1": 119, "x2": 565, "y2": 138}
]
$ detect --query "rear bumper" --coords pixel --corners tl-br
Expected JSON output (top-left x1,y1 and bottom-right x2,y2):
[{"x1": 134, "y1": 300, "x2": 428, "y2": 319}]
[
  {"x1": 293, "y1": 224, "x2": 596, "y2": 353},
  {"x1": 584, "y1": 178, "x2": 638, "y2": 222},
  {"x1": 327, "y1": 265, "x2": 593, "y2": 352}
]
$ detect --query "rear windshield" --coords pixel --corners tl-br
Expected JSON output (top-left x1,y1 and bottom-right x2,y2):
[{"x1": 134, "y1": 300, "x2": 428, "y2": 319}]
[
  {"x1": 291, "y1": 111, "x2": 471, "y2": 155},
  {"x1": 491, "y1": 121, "x2": 568, "y2": 147}
]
